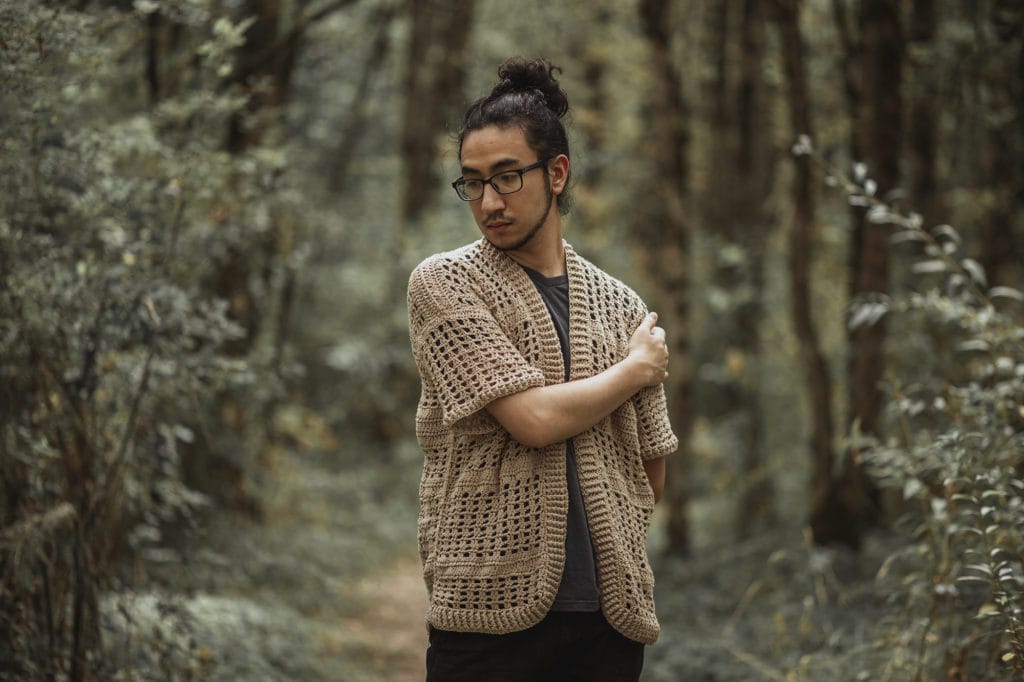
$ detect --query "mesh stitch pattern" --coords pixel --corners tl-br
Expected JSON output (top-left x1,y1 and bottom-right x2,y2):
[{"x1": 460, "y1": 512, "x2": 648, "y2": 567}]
[{"x1": 407, "y1": 239, "x2": 677, "y2": 643}]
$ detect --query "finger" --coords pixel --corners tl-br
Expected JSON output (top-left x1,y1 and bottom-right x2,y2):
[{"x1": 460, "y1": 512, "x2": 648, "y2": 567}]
[
  {"x1": 642, "y1": 312, "x2": 658, "y2": 330},
  {"x1": 651, "y1": 326, "x2": 666, "y2": 340}
]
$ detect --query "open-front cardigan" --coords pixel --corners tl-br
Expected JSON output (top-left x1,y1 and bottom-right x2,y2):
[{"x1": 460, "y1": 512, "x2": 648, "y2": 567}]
[{"x1": 407, "y1": 238, "x2": 678, "y2": 644}]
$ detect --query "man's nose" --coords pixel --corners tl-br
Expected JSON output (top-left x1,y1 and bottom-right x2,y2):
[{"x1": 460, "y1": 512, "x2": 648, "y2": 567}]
[{"x1": 480, "y1": 183, "x2": 506, "y2": 212}]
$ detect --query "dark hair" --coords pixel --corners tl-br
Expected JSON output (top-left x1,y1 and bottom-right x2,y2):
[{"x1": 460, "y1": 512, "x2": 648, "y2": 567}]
[{"x1": 458, "y1": 57, "x2": 573, "y2": 215}]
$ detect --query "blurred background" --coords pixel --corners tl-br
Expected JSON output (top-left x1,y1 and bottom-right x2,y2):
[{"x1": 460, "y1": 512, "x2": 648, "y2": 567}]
[{"x1": 2, "y1": 0, "x2": 1023, "y2": 680}]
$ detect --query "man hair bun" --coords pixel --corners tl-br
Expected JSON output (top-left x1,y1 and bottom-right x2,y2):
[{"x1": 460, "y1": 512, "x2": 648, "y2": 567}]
[
  {"x1": 490, "y1": 57, "x2": 569, "y2": 118},
  {"x1": 459, "y1": 56, "x2": 574, "y2": 215}
]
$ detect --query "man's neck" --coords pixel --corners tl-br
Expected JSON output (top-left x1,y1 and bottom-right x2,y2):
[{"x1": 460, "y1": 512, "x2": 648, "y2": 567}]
[{"x1": 503, "y1": 216, "x2": 566, "y2": 277}]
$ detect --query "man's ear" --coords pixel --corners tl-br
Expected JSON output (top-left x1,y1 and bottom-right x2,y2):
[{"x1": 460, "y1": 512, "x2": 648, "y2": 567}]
[{"x1": 548, "y1": 155, "x2": 570, "y2": 195}]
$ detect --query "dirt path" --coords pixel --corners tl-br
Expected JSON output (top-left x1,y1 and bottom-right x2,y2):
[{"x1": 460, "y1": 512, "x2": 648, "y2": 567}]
[
  {"x1": 106, "y1": 440, "x2": 430, "y2": 681},
  {"x1": 331, "y1": 555, "x2": 428, "y2": 681},
  {"x1": 252, "y1": 443, "x2": 429, "y2": 680},
  {"x1": 113, "y1": 440, "x2": 909, "y2": 681}
]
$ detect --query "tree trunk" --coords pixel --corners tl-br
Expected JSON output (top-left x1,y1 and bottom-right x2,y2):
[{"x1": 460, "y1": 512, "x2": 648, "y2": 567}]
[
  {"x1": 908, "y1": 0, "x2": 940, "y2": 227},
  {"x1": 226, "y1": 0, "x2": 294, "y2": 153},
  {"x1": 701, "y1": 0, "x2": 774, "y2": 537},
  {"x1": 400, "y1": 0, "x2": 476, "y2": 223},
  {"x1": 577, "y1": 11, "x2": 611, "y2": 188},
  {"x1": 849, "y1": 0, "x2": 900, "y2": 438},
  {"x1": 638, "y1": 0, "x2": 693, "y2": 556},
  {"x1": 200, "y1": 0, "x2": 322, "y2": 510},
  {"x1": 827, "y1": 0, "x2": 903, "y2": 546},
  {"x1": 329, "y1": 4, "x2": 397, "y2": 192},
  {"x1": 145, "y1": 10, "x2": 160, "y2": 105},
  {"x1": 980, "y1": 0, "x2": 1024, "y2": 287},
  {"x1": 732, "y1": 0, "x2": 775, "y2": 536},
  {"x1": 219, "y1": 0, "x2": 305, "y2": 348},
  {"x1": 770, "y1": 0, "x2": 840, "y2": 546},
  {"x1": 143, "y1": 9, "x2": 189, "y2": 107}
]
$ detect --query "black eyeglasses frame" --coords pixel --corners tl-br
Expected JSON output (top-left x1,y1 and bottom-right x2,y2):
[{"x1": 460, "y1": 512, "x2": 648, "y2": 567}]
[{"x1": 451, "y1": 160, "x2": 548, "y2": 202}]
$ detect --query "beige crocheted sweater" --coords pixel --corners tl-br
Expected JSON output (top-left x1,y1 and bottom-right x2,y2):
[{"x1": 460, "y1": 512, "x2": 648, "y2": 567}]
[{"x1": 407, "y1": 238, "x2": 678, "y2": 644}]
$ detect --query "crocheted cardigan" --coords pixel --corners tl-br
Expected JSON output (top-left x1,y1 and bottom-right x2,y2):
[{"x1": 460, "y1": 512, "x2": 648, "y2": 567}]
[{"x1": 407, "y1": 238, "x2": 678, "y2": 644}]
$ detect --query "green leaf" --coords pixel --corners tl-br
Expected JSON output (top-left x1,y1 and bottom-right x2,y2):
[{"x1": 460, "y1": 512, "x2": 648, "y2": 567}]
[
  {"x1": 962, "y1": 258, "x2": 987, "y2": 286},
  {"x1": 911, "y1": 260, "x2": 947, "y2": 274},
  {"x1": 989, "y1": 286, "x2": 1024, "y2": 302},
  {"x1": 848, "y1": 302, "x2": 890, "y2": 330},
  {"x1": 867, "y1": 205, "x2": 891, "y2": 224},
  {"x1": 933, "y1": 224, "x2": 962, "y2": 245},
  {"x1": 891, "y1": 230, "x2": 927, "y2": 244}
]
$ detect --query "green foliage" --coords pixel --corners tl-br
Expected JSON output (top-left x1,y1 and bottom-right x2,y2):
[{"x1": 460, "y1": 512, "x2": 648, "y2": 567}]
[
  {"x1": 1, "y1": 2, "x2": 300, "y2": 678},
  {"x1": 802, "y1": 140, "x2": 1024, "y2": 679}
]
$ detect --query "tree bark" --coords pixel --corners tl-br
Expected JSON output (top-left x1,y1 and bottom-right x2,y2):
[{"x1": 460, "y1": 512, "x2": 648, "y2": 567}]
[
  {"x1": 143, "y1": 9, "x2": 189, "y2": 107},
  {"x1": 329, "y1": 3, "x2": 397, "y2": 192},
  {"x1": 770, "y1": 0, "x2": 840, "y2": 545},
  {"x1": 849, "y1": 0, "x2": 900, "y2": 439},
  {"x1": 804, "y1": 0, "x2": 902, "y2": 548},
  {"x1": 145, "y1": 10, "x2": 160, "y2": 105},
  {"x1": 226, "y1": 0, "x2": 297, "y2": 153},
  {"x1": 826, "y1": 0, "x2": 903, "y2": 546},
  {"x1": 700, "y1": 0, "x2": 775, "y2": 537},
  {"x1": 400, "y1": 0, "x2": 476, "y2": 223},
  {"x1": 576, "y1": 11, "x2": 611, "y2": 188},
  {"x1": 980, "y1": 0, "x2": 1024, "y2": 287},
  {"x1": 732, "y1": 0, "x2": 775, "y2": 537},
  {"x1": 199, "y1": 0, "x2": 327, "y2": 510},
  {"x1": 638, "y1": 0, "x2": 693, "y2": 555},
  {"x1": 908, "y1": 0, "x2": 940, "y2": 228}
]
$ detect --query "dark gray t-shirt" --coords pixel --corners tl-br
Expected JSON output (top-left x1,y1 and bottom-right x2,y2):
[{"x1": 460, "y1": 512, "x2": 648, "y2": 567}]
[{"x1": 521, "y1": 265, "x2": 601, "y2": 612}]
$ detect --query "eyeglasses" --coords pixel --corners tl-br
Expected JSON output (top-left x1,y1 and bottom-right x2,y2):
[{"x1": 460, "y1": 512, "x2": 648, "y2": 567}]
[{"x1": 451, "y1": 160, "x2": 547, "y2": 201}]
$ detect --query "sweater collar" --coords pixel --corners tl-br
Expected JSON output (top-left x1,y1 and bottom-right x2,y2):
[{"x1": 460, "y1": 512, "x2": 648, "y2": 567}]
[
  {"x1": 476, "y1": 237, "x2": 579, "y2": 278},
  {"x1": 476, "y1": 238, "x2": 594, "y2": 380}
]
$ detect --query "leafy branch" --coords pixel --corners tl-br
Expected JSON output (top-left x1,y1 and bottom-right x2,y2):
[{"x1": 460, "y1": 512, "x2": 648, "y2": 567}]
[
  {"x1": 792, "y1": 134, "x2": 1024, "y2": 677},
  {"x1": 792, "y1": 134, "x2": 1024, "y2": 354}
]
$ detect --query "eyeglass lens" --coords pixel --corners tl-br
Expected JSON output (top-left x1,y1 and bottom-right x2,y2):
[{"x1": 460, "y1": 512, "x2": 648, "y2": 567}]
[{"x1": 460, "y1": 172, "x2": 523, "y2": 200}]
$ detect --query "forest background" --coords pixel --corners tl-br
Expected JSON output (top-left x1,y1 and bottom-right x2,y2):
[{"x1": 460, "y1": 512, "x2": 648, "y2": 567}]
[{"x1": 2, "y1": 0, "x2": 1023, "y2": 680}]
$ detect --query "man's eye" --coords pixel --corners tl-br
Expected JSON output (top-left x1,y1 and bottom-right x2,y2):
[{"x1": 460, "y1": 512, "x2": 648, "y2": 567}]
[
  {"x1": 463, "y1": 180, "x2": 483, "y2": 192},
  {"x1": 494, "y1": 173, "x2": 520, "y2": 189}
]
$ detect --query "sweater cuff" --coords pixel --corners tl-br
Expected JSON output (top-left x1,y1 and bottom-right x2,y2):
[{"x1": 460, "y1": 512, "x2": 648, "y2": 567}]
[{"x1": 442, "y1": 370, "x2": 547, "y2": 433}]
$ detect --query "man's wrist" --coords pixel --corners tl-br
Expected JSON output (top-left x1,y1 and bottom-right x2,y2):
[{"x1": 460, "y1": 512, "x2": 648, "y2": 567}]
[{"x1": 617, "y1": 354, "x2": 648, "y2": 394}]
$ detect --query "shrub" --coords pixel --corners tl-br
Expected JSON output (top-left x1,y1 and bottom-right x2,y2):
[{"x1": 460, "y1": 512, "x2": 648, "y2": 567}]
[
  {"x1": 0, "y1": 3, "x2": 297, "y2": 678},
  {"x1": 803, "y1": 141, "x2": 1024, "y2": 679}
]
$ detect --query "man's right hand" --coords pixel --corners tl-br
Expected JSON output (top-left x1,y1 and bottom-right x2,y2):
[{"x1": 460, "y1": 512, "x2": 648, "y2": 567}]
[{"x1": 627, "y1": 312, "x2": 669, "y2": 387}]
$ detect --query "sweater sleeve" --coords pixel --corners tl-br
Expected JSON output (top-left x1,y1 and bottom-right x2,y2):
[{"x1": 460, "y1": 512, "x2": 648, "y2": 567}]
[
  {"x1": 633, "y1": 384, "x2": 679, "y2": 460},
  {"x1": 623, "y1": 295, "x2": 679, "y2": 460},
  {"x1": 408, "y1": 257, "x2": 546, "y2": 431}
]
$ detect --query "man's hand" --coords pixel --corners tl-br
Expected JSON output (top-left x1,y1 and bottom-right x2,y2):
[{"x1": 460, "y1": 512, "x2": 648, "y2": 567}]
[{"x1": 626, "y1": 312, "x2": 669, "y2": 387}]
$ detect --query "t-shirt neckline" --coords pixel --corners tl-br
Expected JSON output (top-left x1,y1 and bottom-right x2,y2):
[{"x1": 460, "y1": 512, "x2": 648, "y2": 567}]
[{"x1": 519, "y1": 264, "x2": 568, "y2": 287}]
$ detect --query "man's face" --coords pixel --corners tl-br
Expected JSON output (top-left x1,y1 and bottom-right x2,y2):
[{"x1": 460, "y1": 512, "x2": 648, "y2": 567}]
[{"x1": 458, "y1": 125, "x2": 563, "y2": 253}]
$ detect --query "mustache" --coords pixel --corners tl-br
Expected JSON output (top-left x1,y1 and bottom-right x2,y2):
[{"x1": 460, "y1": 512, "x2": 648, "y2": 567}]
[{"x1": 484, "y1": 213, "x2": 511, "y2": 226}]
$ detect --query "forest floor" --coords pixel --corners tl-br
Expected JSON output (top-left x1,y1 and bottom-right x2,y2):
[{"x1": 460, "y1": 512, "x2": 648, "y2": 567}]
[
  {"x1": 103, "y1": 438, "x2": 923, "y2": 682},
  {"x1": 102, "y1": 437, "x2": 428, "y2": 681}
]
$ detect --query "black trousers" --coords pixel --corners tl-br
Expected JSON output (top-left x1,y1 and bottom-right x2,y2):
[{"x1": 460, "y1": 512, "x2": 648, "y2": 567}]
[{"x1": 425, "y1": 610, "x2": 645, "y2": 682}]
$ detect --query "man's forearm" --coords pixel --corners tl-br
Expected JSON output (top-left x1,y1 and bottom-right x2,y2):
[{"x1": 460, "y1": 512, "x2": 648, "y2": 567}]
[
  {"x1": 485, "y1": 358, "x2": 650, "y2": 448},
  {"x1": 643, "y1": 457, "x2": 665, "y2": 502},
  {"x1": 486, "y1": 312, "x2": 668, "y2": 449}
]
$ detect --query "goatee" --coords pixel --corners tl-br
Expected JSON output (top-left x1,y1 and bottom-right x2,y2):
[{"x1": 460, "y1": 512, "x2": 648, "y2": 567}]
[{"x1": 491, "y1": 183, "x2": 554, "y2": 253}]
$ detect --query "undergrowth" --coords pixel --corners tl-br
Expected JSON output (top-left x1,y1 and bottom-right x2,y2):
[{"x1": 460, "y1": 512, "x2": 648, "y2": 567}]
[{"x1": 797, "y1": 135, "x2": 1024, "y2": 680}]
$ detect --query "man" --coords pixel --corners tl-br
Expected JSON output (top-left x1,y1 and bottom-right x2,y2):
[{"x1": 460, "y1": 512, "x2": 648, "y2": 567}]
[{"x1": 407, "y1": 57, "x2": 678, "y2": 682}]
